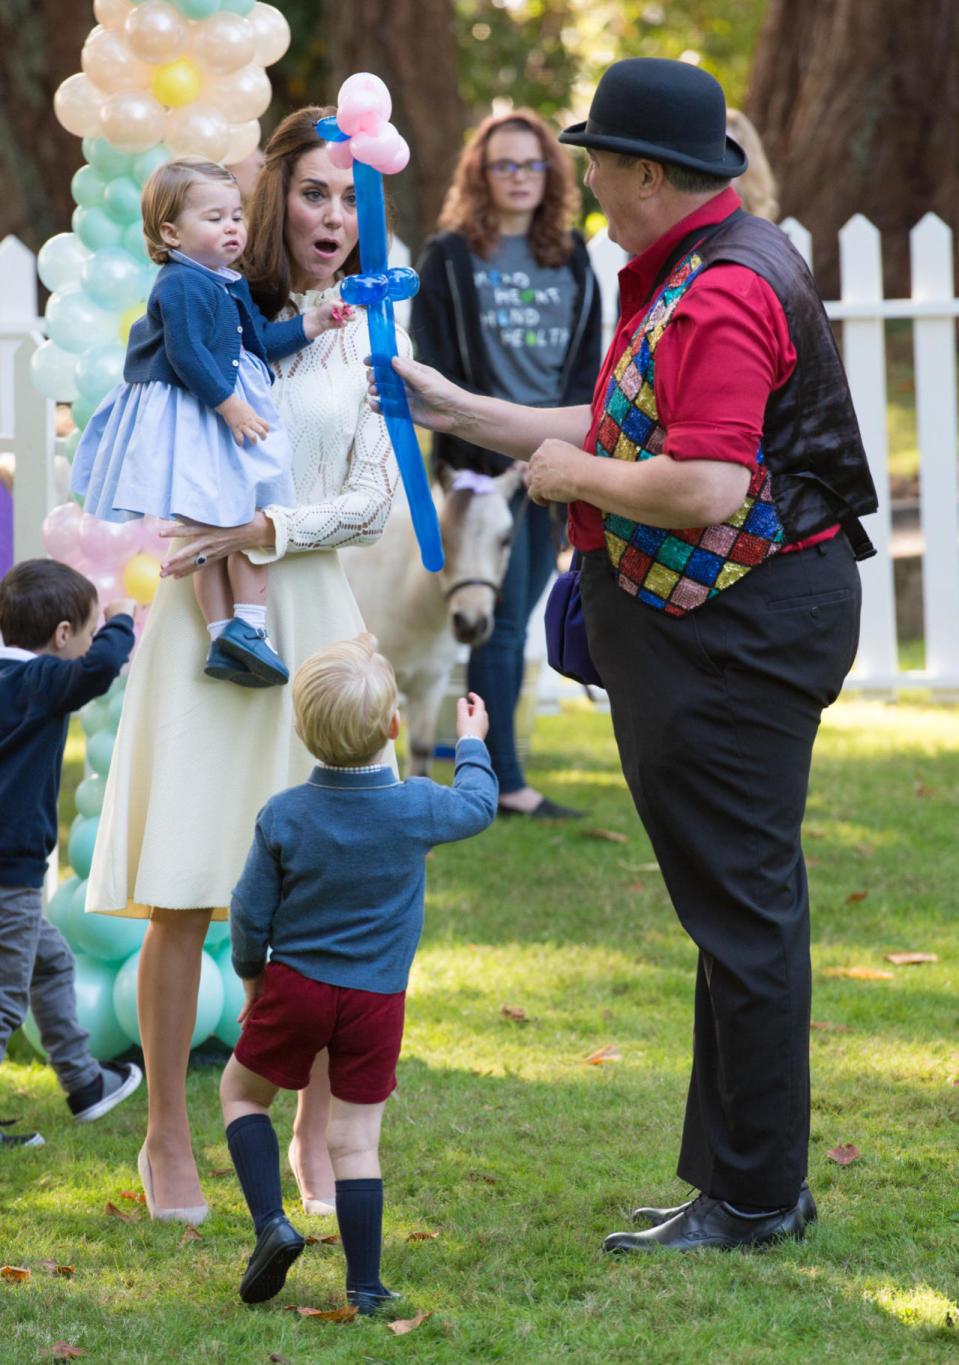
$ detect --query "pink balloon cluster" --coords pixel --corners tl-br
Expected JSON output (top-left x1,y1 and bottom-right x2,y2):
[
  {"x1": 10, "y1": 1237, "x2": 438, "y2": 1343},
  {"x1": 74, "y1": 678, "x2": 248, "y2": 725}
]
[{"x1": 325, "y1": 73, "x2": 410, "y2": 175}]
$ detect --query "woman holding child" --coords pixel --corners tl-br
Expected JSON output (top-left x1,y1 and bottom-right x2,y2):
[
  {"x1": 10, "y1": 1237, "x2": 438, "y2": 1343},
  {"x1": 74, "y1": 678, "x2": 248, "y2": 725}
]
[{"x1": 85, "y1": 107, "x2": 408, "y2": 1221}]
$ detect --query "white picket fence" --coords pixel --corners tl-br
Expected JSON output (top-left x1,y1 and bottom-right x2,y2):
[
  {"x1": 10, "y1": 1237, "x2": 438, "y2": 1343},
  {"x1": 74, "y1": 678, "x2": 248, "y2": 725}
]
[{"x1": 2, "y1": 215, "x2": 958, "y2": 696}]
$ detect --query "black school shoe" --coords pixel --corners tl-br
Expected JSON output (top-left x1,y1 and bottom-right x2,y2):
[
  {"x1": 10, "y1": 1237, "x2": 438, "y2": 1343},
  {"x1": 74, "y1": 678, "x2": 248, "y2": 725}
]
[
  {"x1": 240, "y1": 1215, "x2": 305, "y2": 1304},
  {"x1": 0, "y1": 1129, "x2": 44, "y2": 1148},
  {"x1": 632, "y1": 1180, "x2": 818, "y2": 1227},
  {"x1": 68, "y1": 1061, "x2": 142, "y2": 1122},
  {"x1": 347, "y1": 1286, "x2": 403, "y2": 1317},
  {"x1": 603, "y1": 1193, "x2": 808, "y2": 1253}
]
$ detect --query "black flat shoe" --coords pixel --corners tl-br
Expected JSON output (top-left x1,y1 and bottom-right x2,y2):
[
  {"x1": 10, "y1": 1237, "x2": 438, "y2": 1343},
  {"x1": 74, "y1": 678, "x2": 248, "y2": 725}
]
[
  {"x1": 497, "y1": 796, "x2": 584, "y2": 820},
  {"x1": 347, "y1": 1286, "x2": 403, "y2": 1317},
  {"x1": 604, "y1": 1193, "x2": 808, "y2": 1254},
  {"x1": 632, "y1": 1180, "x2": 818, "y2": 1227},
  {"x1": 240, "y1": 1214, "x2": 305, "y2": 1303}
]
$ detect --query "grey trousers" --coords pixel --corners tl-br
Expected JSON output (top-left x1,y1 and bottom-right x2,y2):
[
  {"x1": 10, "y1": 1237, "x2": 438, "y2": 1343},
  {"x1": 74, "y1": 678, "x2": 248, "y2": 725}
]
[{"x1": 0, "y1": 885, "x2": 100, "y2": 1095}]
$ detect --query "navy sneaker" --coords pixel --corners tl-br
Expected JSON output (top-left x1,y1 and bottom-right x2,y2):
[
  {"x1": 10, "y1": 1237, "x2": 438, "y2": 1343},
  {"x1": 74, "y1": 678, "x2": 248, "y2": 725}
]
[
  {"x1": 204, "y1": 638, "x2": 272, "y2": 687},
  {"x1": 216, "y1": 619, "x2": 289, "y2": 685},
  {"x1": 0, "y1": 1129, "x2": 44, "y2": 1148},
  {"x1": 68, "y1": 1061, "x2": 142, "y2": 1122}
]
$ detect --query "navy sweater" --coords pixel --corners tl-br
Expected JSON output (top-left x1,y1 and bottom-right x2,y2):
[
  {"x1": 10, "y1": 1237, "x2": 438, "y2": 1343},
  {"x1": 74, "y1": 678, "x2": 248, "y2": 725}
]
[
  {"x1": 230, "y1": 737, "x2": 498, "y2": 994},
  {"x1": 0, "y1": 616, "x2": 134, "y2": 887}
]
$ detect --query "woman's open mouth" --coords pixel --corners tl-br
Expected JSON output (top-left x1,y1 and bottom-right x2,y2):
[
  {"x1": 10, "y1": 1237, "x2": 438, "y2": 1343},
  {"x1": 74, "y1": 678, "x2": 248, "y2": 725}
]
[{"x1": 314, "y1": 238, "x2": 342, "y2": 259}]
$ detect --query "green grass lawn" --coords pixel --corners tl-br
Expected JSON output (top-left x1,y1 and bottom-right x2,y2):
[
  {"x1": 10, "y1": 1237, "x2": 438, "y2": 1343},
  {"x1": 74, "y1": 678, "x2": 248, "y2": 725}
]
[{"x1": 5, "y1": 697, "x2": 959, "y2": 1363}]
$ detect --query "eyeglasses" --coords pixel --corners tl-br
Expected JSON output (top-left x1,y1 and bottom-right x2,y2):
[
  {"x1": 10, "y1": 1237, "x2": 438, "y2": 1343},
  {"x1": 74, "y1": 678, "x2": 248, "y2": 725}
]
[{"x1": 485, "y1": 159, "x2": 549, "y2": 178}]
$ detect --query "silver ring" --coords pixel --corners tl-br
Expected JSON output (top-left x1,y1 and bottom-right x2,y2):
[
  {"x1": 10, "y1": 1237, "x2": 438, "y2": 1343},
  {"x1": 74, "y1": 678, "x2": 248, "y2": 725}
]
[{"x1": 195, "y1": 554, "x2": 207, "y2": 566}]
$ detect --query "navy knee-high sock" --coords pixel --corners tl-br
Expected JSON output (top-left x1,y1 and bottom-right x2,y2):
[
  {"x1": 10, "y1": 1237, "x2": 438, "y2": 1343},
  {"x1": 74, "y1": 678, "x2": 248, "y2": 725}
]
[
  {"x1": 335, "y1": 1177, "x2": 387, "y2": 1295},
  {"x1": 226, "y1": 1113, "x2": 283, "y2": 1234}
]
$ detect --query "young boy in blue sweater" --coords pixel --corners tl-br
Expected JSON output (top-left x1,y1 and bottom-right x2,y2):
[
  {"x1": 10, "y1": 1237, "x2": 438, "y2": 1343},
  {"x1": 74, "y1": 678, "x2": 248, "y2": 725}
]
[
  {"x1": 0, "y1": 559, "x2": 142, "y2": 1147},
  {"x1": 220, "y1": 632, "x2": 497, "y2": 1311}
]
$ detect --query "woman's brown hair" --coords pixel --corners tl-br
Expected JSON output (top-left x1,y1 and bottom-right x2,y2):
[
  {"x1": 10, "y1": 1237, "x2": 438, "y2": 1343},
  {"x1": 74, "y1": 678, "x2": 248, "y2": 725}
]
[
  {"x1": 240, "y1": 106, "x2": 362, "y2": 319},
  {"x1": 437, "y1": 108, "x2": 580, "y2": 267}
]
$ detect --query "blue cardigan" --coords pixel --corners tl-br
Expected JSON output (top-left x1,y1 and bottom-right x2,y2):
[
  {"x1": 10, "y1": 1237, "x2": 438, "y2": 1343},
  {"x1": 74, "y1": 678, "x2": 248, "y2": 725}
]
[
  {"x1": 230, "y1": 738, "x2": 498, "y2": 995},
  {"x1": 124, "y1": 255, "x2": 308, "y2": 410},
  {"x1": 0, "y1": 616, "x2": 135, "y2": 888}
]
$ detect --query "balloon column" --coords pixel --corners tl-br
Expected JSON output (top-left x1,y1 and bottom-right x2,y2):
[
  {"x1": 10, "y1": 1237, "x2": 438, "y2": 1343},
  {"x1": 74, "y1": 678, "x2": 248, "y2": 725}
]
[
  {"x1": 20, "y1": 0, "x2": 292, "y2": 1063},
  {"x1": 317, "y1": 75, "x2": 444, "y2": 572}
]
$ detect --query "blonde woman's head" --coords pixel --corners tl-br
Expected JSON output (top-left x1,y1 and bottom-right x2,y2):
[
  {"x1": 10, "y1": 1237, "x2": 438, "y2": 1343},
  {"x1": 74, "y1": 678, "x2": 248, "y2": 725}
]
[
  {"x1": 725, "y1": 109, "x2": 779, "y2": 221},
  {"x1": 292, "y1": 632, "x2": 398, "y2": 767}
]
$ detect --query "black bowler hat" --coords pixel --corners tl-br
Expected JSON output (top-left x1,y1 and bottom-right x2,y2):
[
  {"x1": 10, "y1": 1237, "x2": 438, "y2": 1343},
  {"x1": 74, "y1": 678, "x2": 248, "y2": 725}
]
[{"x1": 560, "y1": 58, "x2": 747, "y2": 177}]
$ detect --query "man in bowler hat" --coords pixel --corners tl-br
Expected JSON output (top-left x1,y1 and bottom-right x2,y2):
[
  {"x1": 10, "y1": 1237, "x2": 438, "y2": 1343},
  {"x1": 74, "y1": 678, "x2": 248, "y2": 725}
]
[{"x1": 378, "y1": 58, "x2": 878, "y2": 1250}]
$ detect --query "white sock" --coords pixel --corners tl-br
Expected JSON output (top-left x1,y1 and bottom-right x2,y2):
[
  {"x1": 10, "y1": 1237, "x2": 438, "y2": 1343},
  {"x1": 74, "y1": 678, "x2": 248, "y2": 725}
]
[
  {"x1": 207, "y1": 619, "x2": 230, "y2": 640},
  {"x1": 234, "y1": 603, "x2": 267, "y2": 632}
]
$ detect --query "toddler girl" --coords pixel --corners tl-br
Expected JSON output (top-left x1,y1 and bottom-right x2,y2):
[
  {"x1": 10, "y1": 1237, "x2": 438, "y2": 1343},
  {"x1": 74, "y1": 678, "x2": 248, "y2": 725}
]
[{"x1": 71, "y1": 156, "x2": 350, "y2": 687}]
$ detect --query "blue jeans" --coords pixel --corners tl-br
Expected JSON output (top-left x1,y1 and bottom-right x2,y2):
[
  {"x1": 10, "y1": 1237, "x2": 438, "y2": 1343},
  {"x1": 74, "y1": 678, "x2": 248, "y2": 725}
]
[{"x1": 467, "y1": 495, "x2": 557, "y2": 795}]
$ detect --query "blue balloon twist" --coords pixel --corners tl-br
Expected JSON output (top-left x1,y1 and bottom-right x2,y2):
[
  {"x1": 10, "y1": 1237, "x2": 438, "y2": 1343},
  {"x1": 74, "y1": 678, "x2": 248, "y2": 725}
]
[{"x1": 317, "y1": 115, "x2": 444, "y2": 572}]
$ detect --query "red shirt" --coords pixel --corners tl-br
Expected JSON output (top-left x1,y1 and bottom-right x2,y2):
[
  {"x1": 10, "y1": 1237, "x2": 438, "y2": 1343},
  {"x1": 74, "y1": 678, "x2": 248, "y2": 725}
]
[{"x1": 569, "y1": 189, "x2": 836, "y2": 553}]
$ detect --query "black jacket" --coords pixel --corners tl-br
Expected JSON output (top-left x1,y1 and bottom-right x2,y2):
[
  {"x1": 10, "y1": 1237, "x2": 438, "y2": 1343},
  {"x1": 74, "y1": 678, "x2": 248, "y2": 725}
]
[{"x1": 411, "y1": 229, "x2": 603, "y2": 477}]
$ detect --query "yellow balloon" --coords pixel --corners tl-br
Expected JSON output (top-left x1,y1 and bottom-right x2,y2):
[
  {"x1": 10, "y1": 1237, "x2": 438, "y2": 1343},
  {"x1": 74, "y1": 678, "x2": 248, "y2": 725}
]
[
  {"x1": 122, "y1": 552, "x2": 161, "y2": 604},
  {"x1": 152, "y1": 58, "x2": 201, "y2": 109},
  {"x1": 118, "y1": 301, "x2": 147, "y2": 343}
]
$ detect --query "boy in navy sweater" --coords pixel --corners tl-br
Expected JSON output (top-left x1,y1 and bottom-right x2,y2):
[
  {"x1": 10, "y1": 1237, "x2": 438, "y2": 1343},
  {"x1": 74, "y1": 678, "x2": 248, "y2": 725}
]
[
  {"x1": 0, "y1": 559, "x2": 142, "y2": 1147},
  {"x1": 220, "y1": 632, "x2": 497, "y2": 1311}
]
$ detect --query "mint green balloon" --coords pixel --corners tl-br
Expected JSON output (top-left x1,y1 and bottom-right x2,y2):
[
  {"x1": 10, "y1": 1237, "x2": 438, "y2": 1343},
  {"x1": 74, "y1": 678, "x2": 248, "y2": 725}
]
[
  {"x1": 75, "y1": 343, "x2": 125, "y2": 402},
  {"x1": 25, "y1": 953, "x2": 131, "y2": 1061},
  {"x1": 45, "y1": 875, "x2": 82, "y2": 934},
  {"x1": 132, "y1": 144, "x2": 170, "y2": 187},
  {"x1": 85, "y1": 728, "x2": 115, "y2": 776},
  {"x1": 74, "y1": 905, "x2": 146, "y2": 965},
  {"x1": 72, "y1": 165, "x2": 108, "y2": 210},
  {"x1": 37, "y1": 233, "x2": 92, "y2": 293},
  {"x1": 63, "y1": 427, "x2": 82, "y2": 464},
  {"x1": 73, "y1": 205, "x2": 124, "y2": 253},
  {"x1": 221, "y1": 0, "x2": 256, "y2": 11},
  {"x1": 80, "y1": 695, "x2": 112, "y2": 736},
  {"x1": 204, "y1": 919, "x2": 231, "y2": 946},
  {"x1": 174, "y1": 0, "x2": 220, "y2": 17},
  {"x1": 30, "y1": 340, "x2": 80, "y2": 402},
  {"x1": 82, "y1": 137, "x2": 133, "y2": 180},
  {"x1": 214, "y1": 939, "x2": 245, "y2": 1049},
  {"x1": 82, "y1": 246, "x2": 145, "y2": 310},
  {"x1": 123, "y1": 220, "x2": 151, "y2": 262},
  {"x1": 68, "y1": 816, "x2": 100, "y2": 881},
  {"x1": 71, "y1": 395, "x2": 98, "y2": 430},
  {"x1": 46, "y1": 284, "x2": 119, "y2": 353},
  {"x1": 104, "y1": 175, "x2": 143, "y2": 226},
  {"x1": 75, "y1": 773, "x2": 106, "y2": 817}
]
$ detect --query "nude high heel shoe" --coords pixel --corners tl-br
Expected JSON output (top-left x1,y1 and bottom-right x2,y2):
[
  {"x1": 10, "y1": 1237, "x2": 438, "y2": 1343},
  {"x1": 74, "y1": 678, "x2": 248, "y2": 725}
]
[{"x1": 138, "y1": 1143, "x2": 210, "y2": 1224}]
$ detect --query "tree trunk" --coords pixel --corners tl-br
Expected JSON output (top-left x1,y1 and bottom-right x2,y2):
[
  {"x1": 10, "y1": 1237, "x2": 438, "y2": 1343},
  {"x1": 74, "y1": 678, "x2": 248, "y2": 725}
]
[
  {"x1": 745, "y1": 0, "x2": 959, "y2": 298},
  {"x1": 0, "y1": 0, "x2": 91, "y2": 253},
  {"x1": 324, "y1": 0, "x2": 466, "y2": 257}
]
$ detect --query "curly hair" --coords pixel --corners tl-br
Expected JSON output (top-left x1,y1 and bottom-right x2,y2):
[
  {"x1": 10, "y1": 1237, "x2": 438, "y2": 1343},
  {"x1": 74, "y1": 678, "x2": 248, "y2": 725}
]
[
  {"x1": 239, "y1": 106, "x2": 363, "y2": 320},
  {"x1": 437, "y1": 108, "x2": 581, "y2": 267}
]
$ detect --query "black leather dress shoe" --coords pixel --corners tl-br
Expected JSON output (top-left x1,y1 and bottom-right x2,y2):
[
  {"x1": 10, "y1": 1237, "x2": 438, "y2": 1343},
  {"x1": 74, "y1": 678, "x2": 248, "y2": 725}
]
[
  {"x1": 632, "y1": 1180, "x2": 817, "y2": 1227},
  {"x1": 240, "y1": 1214, "x2": 305, "y2": 1303},
  {"x1": 347, "y1": 1286, "x2": 403, "y2": 1317},
  {"x1": 603, "y1": 1193, "x2": 808, "y2": 1253}
]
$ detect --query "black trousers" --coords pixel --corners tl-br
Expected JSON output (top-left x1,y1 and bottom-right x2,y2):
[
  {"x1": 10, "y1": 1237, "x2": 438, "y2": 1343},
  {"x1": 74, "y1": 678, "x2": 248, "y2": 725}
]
[{"x1": 580, "y1": 534, "x2": 861, "y2": 1205}]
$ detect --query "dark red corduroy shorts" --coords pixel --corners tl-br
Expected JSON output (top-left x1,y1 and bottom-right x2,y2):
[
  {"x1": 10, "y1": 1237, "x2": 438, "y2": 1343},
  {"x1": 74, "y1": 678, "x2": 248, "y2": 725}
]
[{"x1": 233, "y1": 960, "x2": 406, "y2": 1103}]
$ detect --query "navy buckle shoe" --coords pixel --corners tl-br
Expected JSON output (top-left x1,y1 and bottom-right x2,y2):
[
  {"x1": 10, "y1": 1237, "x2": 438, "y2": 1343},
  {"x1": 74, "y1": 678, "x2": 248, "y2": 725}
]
[
  {"x1": 204, "y1": 638, "x2": 272, "y2": 687},
  {"x1": 216, "y1": 619, "x2": 289, "y2": 685}
]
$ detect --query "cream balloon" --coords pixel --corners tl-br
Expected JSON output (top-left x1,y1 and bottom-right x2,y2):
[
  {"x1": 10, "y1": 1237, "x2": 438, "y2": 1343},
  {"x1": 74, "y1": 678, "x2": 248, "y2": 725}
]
[
  {"x1": 83, "y1": 26, "x2": 152, "y2": 94},
  {"x1": 99, "y1": 89, "x2": 167, "y2": 154},
  {"x1": 54, "y1": 73, "x2": 106, "y2": 140},
  {"x1": 246, "y1": 3, "x2": 290, "y2": 67},
  {"x1": 125, "y1": 0, "x2": 190, "y2": 66},
  {"x1": 164, "y1": 104, "x2": 231, "y2": 162},
  {"x1": 94, "y1": 0, "x2": 134, "y2": 30},
  {"x1": 223, "y1": 119, "x2": 260, "y2": 165},
  {"x1": 189, "y1": 12, "x2": 255, "y2": 75},
  {"x1": 203, "y1": 63, "x2": 271, "y2": 124}
]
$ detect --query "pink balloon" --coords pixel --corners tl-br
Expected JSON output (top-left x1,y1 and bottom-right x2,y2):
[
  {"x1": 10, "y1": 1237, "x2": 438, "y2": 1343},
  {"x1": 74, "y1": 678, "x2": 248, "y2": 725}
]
[
  {"x1": 139, "y1": 514, "x2": 176, "y2": 559},
  {"x1": 325, "y1": 138, "x2": 354, "y2": 171},
  {"x1": 78, "y1": 512, "x2": 143, "y2": 569},
  {"x1": 41, "y1": 501, "x2": 83, "y2": 562},
  {"x1": 351, "y1": 124, "x2": 409, "y2": 175},
  {"x1": 337, "y1": 73, "x2": 390, "y2": 125},
  {"x1": 89, "y1": 566, "x2": 124, "y2": 601}
]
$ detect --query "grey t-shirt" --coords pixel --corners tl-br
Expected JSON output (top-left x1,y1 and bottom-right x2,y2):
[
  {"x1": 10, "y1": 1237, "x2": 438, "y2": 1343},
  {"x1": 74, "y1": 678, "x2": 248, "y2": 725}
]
[{"x1": 470, "y1": 235, "x2": 576, "y2": 406}]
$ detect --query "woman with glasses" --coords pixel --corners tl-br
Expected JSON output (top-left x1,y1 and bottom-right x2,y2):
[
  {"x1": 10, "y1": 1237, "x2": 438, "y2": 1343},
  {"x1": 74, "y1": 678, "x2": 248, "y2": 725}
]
[{"x1": 412, "y1": 109, "x2": 602, "y2": 818}]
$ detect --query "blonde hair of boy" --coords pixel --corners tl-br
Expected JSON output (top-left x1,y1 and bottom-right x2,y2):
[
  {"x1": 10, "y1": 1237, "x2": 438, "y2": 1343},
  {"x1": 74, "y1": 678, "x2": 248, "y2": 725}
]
[
  {"x1": 140, "y1": 156, "x2": 238, "y2": 265},
  {"x1": 292, "y1": 632, "x2": 398, "y2": 767}
]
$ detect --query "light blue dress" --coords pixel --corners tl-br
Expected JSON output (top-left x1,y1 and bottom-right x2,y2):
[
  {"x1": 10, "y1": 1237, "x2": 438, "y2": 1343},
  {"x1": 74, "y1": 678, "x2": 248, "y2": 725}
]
[{"x1": 71, "y1": 260, "x2": 296, "y2": 529}]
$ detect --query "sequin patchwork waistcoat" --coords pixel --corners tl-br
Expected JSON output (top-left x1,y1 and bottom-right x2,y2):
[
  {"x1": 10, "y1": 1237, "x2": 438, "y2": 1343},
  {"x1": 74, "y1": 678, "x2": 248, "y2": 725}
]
[{"x1": 597, "y1": 249, "x2": 785, "y2": 616}]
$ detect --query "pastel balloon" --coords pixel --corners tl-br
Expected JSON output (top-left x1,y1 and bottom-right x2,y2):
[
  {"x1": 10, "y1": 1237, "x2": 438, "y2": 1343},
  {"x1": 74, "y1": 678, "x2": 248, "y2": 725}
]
[
  {"x1": 83, "y1": 25, "x2": 152, "y2": 94},
  {"x1": 74, "y1": 905, "x2": 146, "y2": 964},
  {"x1": 46, "y1": 284, "x2": 119, "y2": 353},
  {"x1": 107, "y1": 689, "x2": 126, "y2": 730},
  {"x1": 37, "y1": 234, "x2": 93, "y2": 293},
  {"x1": 82, "y1": 245, "x2": 145, "y2": 310},
  {"x1": 79, "y1": 511, "x2": 144, "y2": 565},
  {"x1": 152, "y1": 57, "x2": 201, "y2": 108},
  {"x1": 204, "y1": 63, "x2": 271, "y2": 123},
  {"x1": 72, "y1": 165, "x2": 108, "y2": 210},
  {"x1": 45, "y1": 875, "x2": 82, "y2": 934},
  {"x1": 80, "y1": 695, "x2": 113, "y2": 736},
  {"x1": 41, "y1": 501, "x2": 84, "y2": 560},
  {"x1": 119, "y1": 300, "x2": 148, "y2": 342},
  {"x1": 94, "y1": 0, "x2": 135, "y2": 29},
  {"x1": 103, "y1": 175, "x2": 143, "y2": 226},
  {"x1": 324, "y1": 138, "x2": 354, "y2": 171},
  {"x1": 213, "y1": 940, "x2": 245, "y2": 1049},
  {"x1": 189, "y1": 11, "x2": 255, "y2": 74},
  {"x1": 114, "y1": 947, "x2": 222, "y2": 1048},
  {"x1": 71, "y1": 395, "x2": 100, "y2": 432},
  {"x1": 86, "y1": 728, "x2": 116, "y2": 776},
  {"x1": 351, "y1": 125, "x2": 409, "y2": 175},
  {"x1": 122, "y1": 552, "x2": 161, "y2": 604},
  {"x1": 25, "y1": 953, "x2": 131, "y2": 1062},
  {"x1": 246, "y1": 2, "x2": 290, "y2": 66},
  {"x1": 139, "y1": 514, "x2": 174, "y2": 558},
  {"x1": 219, "y1": 0, "x2": 256, "y2": 13},
  {"x1": 132, "y1": 143, "x2": 170, "y2": 185},
  {"x1": 54, "y1": 73, "x2": 106, "y2": 139},
  {"x1": 204, "y1": 919, "x2": 231, "y2": 946},
  {"x1": 223, "y1": 119, "x2": 261, "y2": 166},
  {"x1": 99, "y1": 89, "x2": 167, "y2": 154},
  {"x1": 163, "y1": 103, "x2": 230, "y2": 162},
  {"x1": 75, "y1": 342, "x2": 126, "y2": 402},
  {"x1": 68, "y1": 815, "x2": 101, "y2": 881},
  {"x1": 63, "y1": 428, "x2": 82, "y2": 464},
  {"x1": 338, "y1": 72, "x2": 391, "y2": 121},
  {"x1": 123, "y1": 220, "x2": 152, "y2": 261},
  {"x1": 176, "y1": 0, "x2": 220, "y2": 18},
  {"x1": 83, "y1": 136, "x2": 134, "y2": 180},
  {"x1": 30, "y1": 340, "x2": 80, "y2": 403},
  {"x1": 73, "y1": 204, "x2": 125, "y2": 253},
  {"x1": 75, "y1": 773, "x2": 107, "y2": 818},
  {"x1": 125, "y1": 0, "x2": 190, "y2": 64}
]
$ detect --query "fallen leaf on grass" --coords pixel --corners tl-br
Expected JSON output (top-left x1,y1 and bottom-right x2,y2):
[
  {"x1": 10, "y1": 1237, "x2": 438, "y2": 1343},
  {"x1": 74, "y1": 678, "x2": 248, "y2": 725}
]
[
  {"x1": 827, "y1": 1143, "x2": 860, "y2": 1166},
  {"x1": 1, "y1": 1266, "x2": 30, "y2": 1283},
  {"x1": 914, "y1": 783, "x2": 935, "y2": 797},
  {"x1": 287, "y1": 1304, "x2": 357, "y2": 1321},
  {"x1": 821, "y1": 966, "x2": 894, "y2": 980},
  {"x1": 584, "y1": 1044, "x2": 622, "y2": 1064},
  {"x1": 119, "y1": 1190, "x2": 146, "y2": 1205},
  {"x1": 318, "y1": 1234, "x2": 340, "y2": 1245},
  {"x1": 269, "y1": 1354, "x2": 291, "y2": 1363},
  {"x1": 406, "y1": 1231, "x2": 439, "y2": 1242},
  {"x1": 804, "y1": 855, "x2": 821, "y2": 867},
  {"x1": 51, "y1": 1345, "x2": 84, "y2": 1359},
  {"x1": 634, "y1": 861, "x2": 661, "y2": 872},
  {"x1": 468, "y1": 1171, "x2": 499, "y2": 1184},
  {"x1": 810, "y1": 1021, "x2": 854, "y2": 1033},
  {"x1": 207, "y1": 1168, "x2": 233, "y2": 1177},
  {"x1": 884, "y1": 952, "x2": 939, "y2": 966},
  {"x1": 845, "y1": 890, "x2": 868, "y2": 903},
  {"x1": 582, "y1": 828, "x2": 628, "y2": 843},
  {"x1": 104, "y1": 1202, "x2": 135, "y2": 1222},
  {"x1": 178, "y1": 1226, "x2": 202, "y2": 1244},
  {"x1": 501, "y1": 1005, "x2": 526, "y2": 1022},
  {"x1": 387, "y1": 1310, "x2": 432, "y2": 1336},
  {"x1": 854, "y1": 843, "x2": 876, "y2": 856},
  {"x1": 627, "y1": 881, "x2": 645, "y2": 892},
  {"x1": 38, "y1": 1261, "x2": 74, "y2": 1277}
]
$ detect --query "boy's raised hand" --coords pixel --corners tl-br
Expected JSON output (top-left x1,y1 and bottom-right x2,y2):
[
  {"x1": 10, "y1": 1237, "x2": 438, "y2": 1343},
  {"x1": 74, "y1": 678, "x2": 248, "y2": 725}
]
[
  {"x1": 456, "y1": 691, "x2": 489, "y2": 742},
  {"x1": 104, "y1": 598, "x2": 137, "y2": 621}
]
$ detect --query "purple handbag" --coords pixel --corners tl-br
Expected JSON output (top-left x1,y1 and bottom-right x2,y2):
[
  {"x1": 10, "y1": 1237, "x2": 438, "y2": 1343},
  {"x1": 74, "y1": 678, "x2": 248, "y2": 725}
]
[{"x1": 544, "y1": 550, "x2": 603, "y2": 687}]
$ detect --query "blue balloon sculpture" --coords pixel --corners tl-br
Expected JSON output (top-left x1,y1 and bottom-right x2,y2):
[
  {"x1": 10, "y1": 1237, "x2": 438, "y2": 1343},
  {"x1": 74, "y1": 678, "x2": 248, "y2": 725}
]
[{"x1": 316, "y1": 81, "x2": 444, "y2": 573}]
